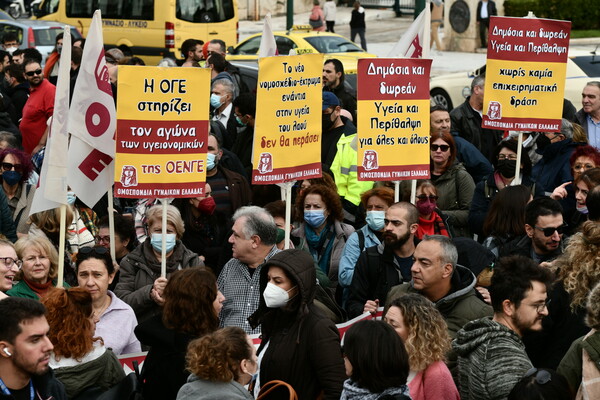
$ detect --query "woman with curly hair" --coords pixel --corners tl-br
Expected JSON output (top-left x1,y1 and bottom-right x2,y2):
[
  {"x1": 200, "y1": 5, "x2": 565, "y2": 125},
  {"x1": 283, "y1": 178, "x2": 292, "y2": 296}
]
[
  {"x1": 43, "y1": 287, "x2": 124, "y2": 398},
  {"x1": 135, "y1": 267, "x2": 225, "y2": 400},
  {"x1": 292, "y1": 184, "x2": 354, "y2": 298},
  {"x1": 177, "y1": 327, "x2": 256, "y2": 400},
  {"x1": 383, "y1": 294, "x2": 459, "y2": 400},
  {"x1": 527, "y1": 220, "x2": 600, "y2": 370}
]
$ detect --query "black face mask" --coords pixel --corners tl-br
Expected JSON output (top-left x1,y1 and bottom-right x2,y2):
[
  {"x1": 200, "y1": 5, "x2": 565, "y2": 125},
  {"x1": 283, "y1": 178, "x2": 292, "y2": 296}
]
[
  {"x1": 497, "y1": 159, "x2": 517, "y2": 178},
  {"x1": 322, "y1": 113, "x2": 335, "y2": 132},
  {"x1": 536, "y1": 134, "x2": 551, "y2": 150}
]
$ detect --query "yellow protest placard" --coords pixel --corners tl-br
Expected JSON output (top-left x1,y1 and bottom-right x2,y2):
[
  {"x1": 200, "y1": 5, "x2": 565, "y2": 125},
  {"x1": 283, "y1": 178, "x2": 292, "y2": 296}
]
[
  {"x1": 483, "y1": 17, "x2": 571, "y2": 132},
  {"x1": 252, "y1": 54, "x2": 323, "y2": 184},
  {"x1": 357, "y1": 58, "x2": 432, "y2": 181},
  {"x1": 115, "y1": 66, "x2": 210, "y2": 198}
]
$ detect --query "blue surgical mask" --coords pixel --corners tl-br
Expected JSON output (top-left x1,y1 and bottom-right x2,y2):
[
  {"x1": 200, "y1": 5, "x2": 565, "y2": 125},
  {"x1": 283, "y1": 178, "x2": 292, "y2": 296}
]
[
  {"x1": 210, "y1": 93, "x2": 222, "y2": 109},
  {"x1": 304, "y1": 209, "x2": 327, "y2": 228},
  {"x1": 67, "y1": 191, "x2": 76, "y2": 205},
  {"x1": 235, "y1": 115, "x2": 246, "y2": 127},
  {"x1": 577, "y1": 204, "x2": 589, "y2": 215},
  {"x1": 2, "y1": 170, "x2": 21, "y2": 186},
  {"x1": 151, "y1": 233, "x2": 177, "y2": 253},
  {"x1": 365, "y1": 210, "x2": 385, "y2": 231},
  {"x1": 207, "y1": 152, "x2": 217, "y2": 171}
]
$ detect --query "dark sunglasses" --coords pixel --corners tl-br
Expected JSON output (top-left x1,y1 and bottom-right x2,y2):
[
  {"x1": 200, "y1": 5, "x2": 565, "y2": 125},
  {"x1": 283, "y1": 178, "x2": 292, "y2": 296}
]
[
  {"x1": 77, "y1": 246, "x2": 110, "y2": 259},
  {"x1": 524, "y1": 368, "x2": 551, "y2": 385},
  {"x1": 2, "y1": 162, "x2": 23, "y2": 173},
  {"x1": 416, "y1": 194, "x2": 439, "y2": 201},
  {"x1": 534, "y1": 224, "x2": 567, "y2": 237},
  {"x1": 430, "y1": 144, "x2": 450, "y2": 152},
  {"x1": 25, "y1": 69, "x2": 42, "y2": 77}
]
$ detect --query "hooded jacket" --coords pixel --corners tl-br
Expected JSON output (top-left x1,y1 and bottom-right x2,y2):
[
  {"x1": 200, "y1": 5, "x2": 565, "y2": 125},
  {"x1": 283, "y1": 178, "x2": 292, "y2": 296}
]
[
  {"x1": 452, "y1": 317, "x2": 533, "y2": 400},
  {"x1": 387, "y1": 264, "x2": 492, "y2": 339},
  {"x1": 248, "y1": 249, "x2": 346, "y2": 400}
]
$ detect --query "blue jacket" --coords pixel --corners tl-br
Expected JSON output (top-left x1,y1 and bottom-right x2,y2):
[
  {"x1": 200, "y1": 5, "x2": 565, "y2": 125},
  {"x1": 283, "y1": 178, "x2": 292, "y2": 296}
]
[
  {"x1": 532, "y1": 138, "x2": 580, "y2": 194},
  {"x1": 338, "y1": 224, "x2": 381, "y2": 288},
  {"x1": 452, "y1": 131, "x2": 493, "y2": 184}
]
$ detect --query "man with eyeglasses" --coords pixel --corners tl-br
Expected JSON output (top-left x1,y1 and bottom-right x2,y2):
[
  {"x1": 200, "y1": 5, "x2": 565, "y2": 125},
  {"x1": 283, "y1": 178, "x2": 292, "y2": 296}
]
[
  {"x1": 574, "y1": 81, "x2": 600, "y2": 147},
  {"x1": 346, "y1": 202, "x2": 418, "y2": 318},
  {"x1": 500, "y1": 197, "x2": 565, "y2": 265},
  {"x1": 453, "y1": 255, "x2": 553, "y2": 400},
  {"x1": 20, "y1": 59, "x2": 55, "y2": 155}
]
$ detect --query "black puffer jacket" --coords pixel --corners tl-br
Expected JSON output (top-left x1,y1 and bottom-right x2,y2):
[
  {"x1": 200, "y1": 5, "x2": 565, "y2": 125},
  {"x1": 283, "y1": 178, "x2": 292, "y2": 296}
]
[{"x1": 249, "y1": 249, "x2": 346, "y2": 400}]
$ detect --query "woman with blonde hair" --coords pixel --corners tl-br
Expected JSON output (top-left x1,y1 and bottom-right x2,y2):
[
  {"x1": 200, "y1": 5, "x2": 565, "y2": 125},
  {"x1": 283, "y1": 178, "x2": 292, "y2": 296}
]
[
  {"x1": 527, "y1": 220, "x2": 600, "y2": 369},
  {"x1": 177, "y1": 327, "x2": 256, "y2": 400},
  {"x1": 43, "y1": 287, "x2": 124, "y2": 398},
  {"x1": 8, "y1": 235, "x2": 66, "y2": 299},
  {"x1": 383, "y1": 293, "x2": 459, "y2": 400}
]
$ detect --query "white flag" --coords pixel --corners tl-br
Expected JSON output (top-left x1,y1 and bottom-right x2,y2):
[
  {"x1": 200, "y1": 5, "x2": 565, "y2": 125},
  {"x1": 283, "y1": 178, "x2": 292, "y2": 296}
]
[
  {"x1": 258, "y1": 14, "x2": 278, "y2": 58},
  {"x1": 387, "y1": 5, "x2": 431, "y2": 58},
  {"x1": 67, "y1": 10, "x2": 116, "y2": 208},
  {"x1": 29, "y1": 27, "x2": 71, "y2": 216}
]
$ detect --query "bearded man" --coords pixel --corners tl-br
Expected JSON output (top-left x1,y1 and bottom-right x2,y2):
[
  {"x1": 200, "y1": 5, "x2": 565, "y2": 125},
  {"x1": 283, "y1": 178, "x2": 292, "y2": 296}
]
[{"x1": 346, "y1": 202, "x2": 418, "y2": 318}]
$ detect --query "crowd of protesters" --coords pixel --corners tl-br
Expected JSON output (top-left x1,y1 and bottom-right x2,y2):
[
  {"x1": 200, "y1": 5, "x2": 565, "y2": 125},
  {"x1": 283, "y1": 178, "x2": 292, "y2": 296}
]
[{"x1": 0, "y1": 30, "x2": 599, "y2": 400}]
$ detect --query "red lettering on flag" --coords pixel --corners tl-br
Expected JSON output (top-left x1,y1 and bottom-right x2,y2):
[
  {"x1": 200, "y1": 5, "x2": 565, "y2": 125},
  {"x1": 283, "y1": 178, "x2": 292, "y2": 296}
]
[
  {"x1": 78, "y1": 149, "x2": 113, "y2": 180},
  {"x1": 410, "y1": 35, "x2": 422, "y2": 58}
]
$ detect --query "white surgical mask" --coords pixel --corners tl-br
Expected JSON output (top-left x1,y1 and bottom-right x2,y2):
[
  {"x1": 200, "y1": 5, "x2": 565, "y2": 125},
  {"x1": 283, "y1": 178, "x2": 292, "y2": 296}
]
[{"x1": 263, "y1": 282, "x2": 296, "y2": 308}]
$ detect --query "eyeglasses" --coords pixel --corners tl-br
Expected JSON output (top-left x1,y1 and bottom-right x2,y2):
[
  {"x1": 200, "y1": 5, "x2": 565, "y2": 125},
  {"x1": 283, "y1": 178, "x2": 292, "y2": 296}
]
[
  {"x1": 416, "y1": 194, "x2": 439, "y2": 201},
  {"x1": 498, "y1": 154, "x2": 518, "y2": 161},
  {"x1": 0, "y1": 257, "x2": 21, "y2": 270},
  {"x1": 524, "y1": 368, "x2": 552, "y2": 385},
  {"x1": 527, "y1": 298, "x2": 551, "y2": 313},
  {"x1": 95, "y1": 235, "x2": 110, "y2": 244},
  {"x1": 25, "y1": 69, "x2": 42, "y2": 77},
  {"x1": 534, "y1": 224, "x2": 567, "y2": 237},
  {"x1": 430, "y1": 144, "x2": 450, "y2": 152},
  {"x1": 2, "y1": 162, "x2": 23, "y2": 173}
]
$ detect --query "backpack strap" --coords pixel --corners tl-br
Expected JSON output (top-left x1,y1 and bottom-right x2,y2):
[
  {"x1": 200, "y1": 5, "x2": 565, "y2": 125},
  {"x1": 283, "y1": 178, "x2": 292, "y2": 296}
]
[{"x1": 357, "y1": 229, "x2": 365, "y2": 252}]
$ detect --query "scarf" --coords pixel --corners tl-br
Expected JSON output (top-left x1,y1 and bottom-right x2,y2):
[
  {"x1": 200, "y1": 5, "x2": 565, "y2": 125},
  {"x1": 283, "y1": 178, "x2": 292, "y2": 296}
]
[
  {"x1": 340, "y1": 379, "x2": 411, "y2": 400},
  {"x1": 493, "y1": 170, "x2": 522, "y2": 190},
  {"x1": 24, "y1": 277, "x2": 54, "y2": 298},
  {"x1": 417, "y1": 211, "x2": 450, "y2": 239},
  {"x1": 304, "y1": 223, "x2": 334, "y2": 274},
  {"x1": 141, "y1": 239, "x2": 186, "y2": 275}
]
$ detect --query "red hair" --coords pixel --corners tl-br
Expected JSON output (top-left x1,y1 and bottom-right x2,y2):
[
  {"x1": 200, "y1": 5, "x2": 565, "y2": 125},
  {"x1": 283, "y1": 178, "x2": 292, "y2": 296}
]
[
  {"x1": 570, "y1": 145, "x2": 600, "y2": 169},
  {"x1": 42, "y1": 287, "x2": 101, "y2": 361},
  {"x1": 429, "y1": 131, "x2": 457, "y2": 173}
]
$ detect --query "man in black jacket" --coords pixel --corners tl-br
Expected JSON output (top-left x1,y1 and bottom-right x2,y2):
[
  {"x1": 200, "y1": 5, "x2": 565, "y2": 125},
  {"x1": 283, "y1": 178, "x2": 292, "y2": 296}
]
[
  {"x1": 0, "y1": 298, "x2": 67, "y2": 400},
  {"x1": 450, "y1": 75, "x2": 502, "y2": 162},
  {"x1": 323, "y1": 58, "x2": 357, "y2": 121},
  {"x1": 346, "y1": 202, "x2": 418, "y2": 318}
]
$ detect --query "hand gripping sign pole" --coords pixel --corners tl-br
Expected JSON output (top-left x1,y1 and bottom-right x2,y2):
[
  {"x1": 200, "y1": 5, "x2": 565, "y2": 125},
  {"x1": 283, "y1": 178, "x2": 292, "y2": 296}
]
[{"x1": 107, "y1": 195, "x2": 116, "y2": 261}]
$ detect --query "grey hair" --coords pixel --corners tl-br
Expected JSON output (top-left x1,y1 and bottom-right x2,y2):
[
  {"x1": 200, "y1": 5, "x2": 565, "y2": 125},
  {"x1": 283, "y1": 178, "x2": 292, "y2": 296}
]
[
  {"x1": 586, "y1": 81, "x2": 600, "y2": 90},
  {"x1": 157, "y1": 57, "x2": 177, "y2": 67},
  {"x1": 233, "y1": 206, "x2": 277, "y2": 245},
  {"x1": 471, "y1": 74, "x2": 485, "y2": 92},
  {"x1": 212, "y1": 79, "x2": 234, "y2": 96},
  {"x1": 0, "y1": 131, "x2": 18, "y2": 148},
  {"x1": 422, "y1": 235, "x2": 458, "y2": 268},
  {"x1": 560, "y1": 118, "x2": 573, "y2": 139}
]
